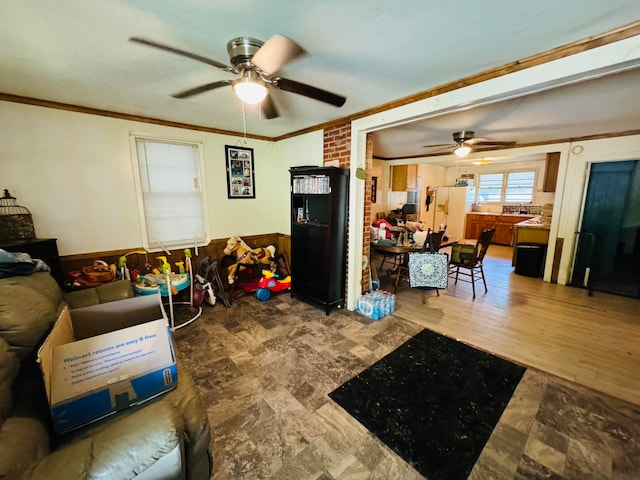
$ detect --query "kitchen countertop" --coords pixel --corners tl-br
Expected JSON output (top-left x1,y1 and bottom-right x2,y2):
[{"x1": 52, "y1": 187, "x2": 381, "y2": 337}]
[
  {"x1": 514, "y1": 216, "x2": 551, "y2": 229},
  {"x1": 467, "y1": 212, "x2": 533, "y2": 218}
]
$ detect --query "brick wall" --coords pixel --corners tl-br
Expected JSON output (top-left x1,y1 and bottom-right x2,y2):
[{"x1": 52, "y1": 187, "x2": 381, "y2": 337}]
[
  {"x1": 323, "y1": 123, "x2": 351, "y2": 167},
  {"x1": 362, "y1": 133, "x2": 373, "y2": 293},
  {"x1": 323, "y1": 123, "x2": 373, "y2": 296}
]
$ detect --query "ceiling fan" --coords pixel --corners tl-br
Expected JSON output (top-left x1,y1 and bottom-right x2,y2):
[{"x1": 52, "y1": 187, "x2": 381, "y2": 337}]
[
  {"x1": 422, "y1": 130, "x2": 516, "y2": 157},
  {"x1": 129, "y1": 35, "x2": 347, "y2": 119}
]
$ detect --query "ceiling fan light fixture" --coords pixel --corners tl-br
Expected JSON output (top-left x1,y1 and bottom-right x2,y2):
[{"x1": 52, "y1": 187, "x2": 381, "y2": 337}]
[
  {"x1": 454, "y1": 144, "x2": 471, "y2": 157},
  {"x1": 232, "y1": 70, "x2": 267, "y2": 104}
]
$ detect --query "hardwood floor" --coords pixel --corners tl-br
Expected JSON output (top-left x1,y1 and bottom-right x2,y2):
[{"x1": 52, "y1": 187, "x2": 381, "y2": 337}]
[{"x1": 380, "y1": 244, "x2": 640, "y2": 406}]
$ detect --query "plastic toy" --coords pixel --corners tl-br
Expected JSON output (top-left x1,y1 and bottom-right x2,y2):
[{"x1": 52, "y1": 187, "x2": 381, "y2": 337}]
[
  {"x1": 223, "y1": 236, "x2": 276, "y2": 284},
  {"x1": 193, "y1": 274, "x2": 216, "y2": 306},
  {"x1": 118, "y1": 250, "x2": 147, "y2": 281},
  {"x1": 255, "y1": 270, "x2": 291, "y2": 301}
]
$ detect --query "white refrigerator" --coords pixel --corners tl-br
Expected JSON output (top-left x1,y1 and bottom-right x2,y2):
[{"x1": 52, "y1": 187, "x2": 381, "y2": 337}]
[{"x1": 428, "y1": 187, "x2": 471, "y2": 240}]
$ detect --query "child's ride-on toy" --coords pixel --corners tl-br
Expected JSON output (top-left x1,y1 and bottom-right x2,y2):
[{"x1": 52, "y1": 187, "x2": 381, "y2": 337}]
[{"x1": 255, "y1": 270, "x2": 292, "y2": 301}]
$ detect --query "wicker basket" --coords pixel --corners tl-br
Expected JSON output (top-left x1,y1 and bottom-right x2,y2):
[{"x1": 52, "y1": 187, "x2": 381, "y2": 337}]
[{"x1": 0, "y1": 189, "x2": 36, "y2": 242}]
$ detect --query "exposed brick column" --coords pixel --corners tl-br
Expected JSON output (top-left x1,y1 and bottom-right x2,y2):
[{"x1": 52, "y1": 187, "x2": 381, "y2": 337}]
[
  {"x1": 360, "y1": 133, "x2": 373, "y2": 294},
  {"x1": 323, "y1": 123, "x2": 372, "y2": 298},
  {"x1": 323, "y1": 123, "x2": 351, "y2": 167}
]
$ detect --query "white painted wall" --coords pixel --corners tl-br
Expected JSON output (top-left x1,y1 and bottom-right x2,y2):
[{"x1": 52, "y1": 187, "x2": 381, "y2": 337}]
[
  {"x1": 0, "y1": 101, "x2": 292, "y2": 255},
  {"x1": 275, "y1": 130, "x2": 324, "y2": 235}
]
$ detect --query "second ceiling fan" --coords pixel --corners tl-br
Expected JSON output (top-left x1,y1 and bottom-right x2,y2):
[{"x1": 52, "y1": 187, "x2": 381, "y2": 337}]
[
  {"x1": 423, "y1": 130, "x2": 516, "y2": 157},
  {"x1": 130, "y1": 34, "x2": 347, "y2": 119}
]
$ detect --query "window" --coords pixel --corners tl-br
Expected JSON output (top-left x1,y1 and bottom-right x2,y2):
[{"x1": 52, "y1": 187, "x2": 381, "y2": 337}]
[
  {"x1": 477, "y1": 173, "x2": 504, "y2": 202},
  {"x1": 132, "y1": 136, "x2": 208, "y2": 251},
  {"x1": 476, "y1": 170, "x2": 535, "y2": 203},
  {"x1": 505, "y1": 171, "x2": 535, "y2": 203}
]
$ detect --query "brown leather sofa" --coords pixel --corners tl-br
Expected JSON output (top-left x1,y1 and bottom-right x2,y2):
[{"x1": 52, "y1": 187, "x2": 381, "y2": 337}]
[{"x1": 0, "y1": 272, "x2": 212, "y2": 480}]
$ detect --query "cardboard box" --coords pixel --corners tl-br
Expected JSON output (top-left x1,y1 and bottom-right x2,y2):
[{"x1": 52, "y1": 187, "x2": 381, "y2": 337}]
[{"x1": 38, "y1": 295, "x2": 178, "y2": 434}]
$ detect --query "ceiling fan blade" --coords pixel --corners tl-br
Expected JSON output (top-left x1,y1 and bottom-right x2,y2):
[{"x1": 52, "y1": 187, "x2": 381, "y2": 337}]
[
  {"x1": 468, "y1": 139, "x2": 517, "y2": 146},
  {"x1": 172, "y1": 80, "x2": 233, "y2": 99},
  {"x1": 272, "y1": 77, "x2": 346, "y2": 107},
  {"x1": 260, "y1": 95, "x2": 279, "y2": 119},
  {"x1": 130, "y1": 37, "x2": 235, "y2": 72},
  {"x1": 422, "y1": 143, "x2": 455, "y2": 149},
  {"x1": 251, "y1": 34, "x2": 306, "y2": 76}
]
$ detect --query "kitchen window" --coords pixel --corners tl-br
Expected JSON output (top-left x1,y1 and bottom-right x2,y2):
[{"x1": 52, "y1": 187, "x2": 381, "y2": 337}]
[
  {"x1": 131, "y1": 135, "x2": 208, "y2": 251},
  {"x1": 476, "y1": 170, "x2": 535, "y2": 203}
]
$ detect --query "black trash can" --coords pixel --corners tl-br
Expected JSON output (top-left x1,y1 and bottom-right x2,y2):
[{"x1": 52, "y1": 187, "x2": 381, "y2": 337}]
[{"x1": 515, "y1": 243, "x2": 547, "y2": 277}]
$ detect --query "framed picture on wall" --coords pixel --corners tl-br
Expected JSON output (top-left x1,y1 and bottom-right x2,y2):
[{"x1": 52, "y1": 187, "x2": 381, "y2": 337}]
[{"x1": 225, "y1": 145, "x2": 255, "y2": 199}]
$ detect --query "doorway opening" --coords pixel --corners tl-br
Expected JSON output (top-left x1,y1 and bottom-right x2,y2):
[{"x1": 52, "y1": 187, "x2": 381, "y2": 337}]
[{"x1": 571, "y1": 160, "x2": 640, "y2": 298}]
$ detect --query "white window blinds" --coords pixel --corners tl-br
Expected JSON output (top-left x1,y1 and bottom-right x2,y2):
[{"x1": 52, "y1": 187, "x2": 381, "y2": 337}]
[
  {"x1": 477, "y1": 173, "x2": 504, "y2": 202},
  {"x1": 134, "y1": 138, "x2": 206, "y2": 250},
  {"x1": 505, "y1": 171, "x2": 535, "y2": 203},
  {"x1": 477, "y1": 170, "x2": 535, "y2": 203}
]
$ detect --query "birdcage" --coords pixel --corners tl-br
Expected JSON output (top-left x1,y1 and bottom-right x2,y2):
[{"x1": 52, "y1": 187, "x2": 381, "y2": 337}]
[{"x1": 0, "y1": 189, "x2": 36, "y2": 242}]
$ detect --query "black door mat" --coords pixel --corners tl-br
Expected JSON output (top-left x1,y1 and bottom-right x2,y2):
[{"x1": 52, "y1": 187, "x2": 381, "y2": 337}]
[{"x1": 329, "y1": 328, "x2": 526, "y2": 479}]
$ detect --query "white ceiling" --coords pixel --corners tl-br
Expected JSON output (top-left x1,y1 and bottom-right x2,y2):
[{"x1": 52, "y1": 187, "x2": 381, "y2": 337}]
[
  {"x1": 373, "y1": 65, "x2": 640, "y2": 162},
  {"x1": 2, "y1": 1, "x2": 640, "y2": 158}
]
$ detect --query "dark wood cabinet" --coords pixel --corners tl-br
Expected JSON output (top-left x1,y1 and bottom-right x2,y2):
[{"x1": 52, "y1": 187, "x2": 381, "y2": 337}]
[
  {"x1": 543, "y1": 152, "x2": 560, "y2": 192},
  {"x1": 0, "y1": 238, "x2": 62, "y2": 285},
  {"x1": 290, "y1": 166, "x2": 349, "y2": 315}
]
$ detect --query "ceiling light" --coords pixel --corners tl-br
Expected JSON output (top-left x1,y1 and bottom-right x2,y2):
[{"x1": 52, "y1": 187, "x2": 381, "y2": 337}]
[
  {"x1": 232, "y1": 70, "x2": 267, "y2": 104},
  {"x1": 454, "y1": 144, "x2": 471, "y2": 157}
]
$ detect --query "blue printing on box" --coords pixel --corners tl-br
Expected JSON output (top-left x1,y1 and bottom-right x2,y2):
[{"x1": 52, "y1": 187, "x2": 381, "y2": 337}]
[
  {"x1": 49, "y1": 323, "x2": 178, "y2": 434},
  {"x1": 51, "y1": 363, "x2": 178, "y2": 434}
]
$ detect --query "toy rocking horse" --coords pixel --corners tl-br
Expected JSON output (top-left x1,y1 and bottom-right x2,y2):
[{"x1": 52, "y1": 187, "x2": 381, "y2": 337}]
[{"x1": 222, "y1": 236, "x2": 276, "y2": 284}]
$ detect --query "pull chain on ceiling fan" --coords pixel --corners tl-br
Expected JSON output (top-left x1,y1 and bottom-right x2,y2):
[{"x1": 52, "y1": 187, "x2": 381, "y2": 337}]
[{"x1": 129, "y1": 34, "x2": 347, "y2": 119}]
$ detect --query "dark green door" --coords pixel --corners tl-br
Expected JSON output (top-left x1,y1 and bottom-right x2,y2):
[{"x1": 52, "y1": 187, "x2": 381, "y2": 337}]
[{"x1": 572, "y1": 160, "x2": 640, "y2": 297}]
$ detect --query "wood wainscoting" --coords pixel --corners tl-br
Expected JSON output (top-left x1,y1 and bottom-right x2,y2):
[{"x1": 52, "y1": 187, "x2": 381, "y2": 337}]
[{"x1": 59, "y1": 233, "x2": 291, "y2": 287}]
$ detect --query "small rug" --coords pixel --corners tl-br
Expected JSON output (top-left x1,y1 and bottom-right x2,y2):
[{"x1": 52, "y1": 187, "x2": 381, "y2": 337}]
[{"x1": 329, "y1": 329, "x2": 526, "y2": 479}]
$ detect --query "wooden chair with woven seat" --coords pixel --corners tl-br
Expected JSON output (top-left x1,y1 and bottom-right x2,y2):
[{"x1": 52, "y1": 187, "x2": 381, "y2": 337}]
[
  {"x1": 448, "y1": 226, "x2": 496, "y2": 299},
  {"x1": 394, "y1": 229, "x2": 446, "y2": 294}
]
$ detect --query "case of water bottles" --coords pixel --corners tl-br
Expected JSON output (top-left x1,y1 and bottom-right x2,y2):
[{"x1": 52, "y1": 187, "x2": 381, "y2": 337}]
[{"x1": 356, "y1": 290, "x2": 395, "y2": 320}]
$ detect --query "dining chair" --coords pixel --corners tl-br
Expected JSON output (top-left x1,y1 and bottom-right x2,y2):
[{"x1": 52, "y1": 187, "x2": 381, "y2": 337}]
[
  {"x1": 394, "y1": 229, "x2": 445, "y2": 294},
  {"x1": 448, "y1": 226, "x2": 496, "y2": 299}
]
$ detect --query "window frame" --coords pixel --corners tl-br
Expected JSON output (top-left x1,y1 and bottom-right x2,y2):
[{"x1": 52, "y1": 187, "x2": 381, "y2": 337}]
[
  {"x1": 475, "y1": 168, "x2": 536, "y2": 204},
  {"x1": 129, "y1": 133, "x2": 210, "y2": 252}
]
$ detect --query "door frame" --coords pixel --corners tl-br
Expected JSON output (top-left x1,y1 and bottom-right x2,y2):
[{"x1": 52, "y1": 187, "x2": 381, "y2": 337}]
[{"x1": 558, "y1": 137, "x2": 640, "y2": 286}]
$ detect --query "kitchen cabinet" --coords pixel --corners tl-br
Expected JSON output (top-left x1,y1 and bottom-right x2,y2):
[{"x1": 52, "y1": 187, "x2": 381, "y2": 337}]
[
  {"x1": 391, "y1": 164, "x2": 417, "y2": 191},
  {"x1": 543, "y1": 152, "x2": 560, "y2": 192},
  {"x1": 511, "y1": 221, "x2": 551, "y2": 266},
  {"x1": 495, "y1": 215, "x2": 533, "y2": 245},
  {"x1": 465, "y1": 214, "x2": 533, "y2": 244},
  {"x1": 465, "y1": 214, "x2": 498, "y2": 240},
  {"x1": 290, "y1": 166, "x2": 349, "y2": 315}
]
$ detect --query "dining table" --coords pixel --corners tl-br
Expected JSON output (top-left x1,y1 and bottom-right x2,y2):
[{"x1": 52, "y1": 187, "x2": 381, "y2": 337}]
[{"x1": 371, "y1": 236, "x2": 459, "y2": 276}]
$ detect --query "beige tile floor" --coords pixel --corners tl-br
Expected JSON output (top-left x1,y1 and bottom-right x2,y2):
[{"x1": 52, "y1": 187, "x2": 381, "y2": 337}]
[{"x1": 173, "y1": 247, "x2": 640, "y2": 479}]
